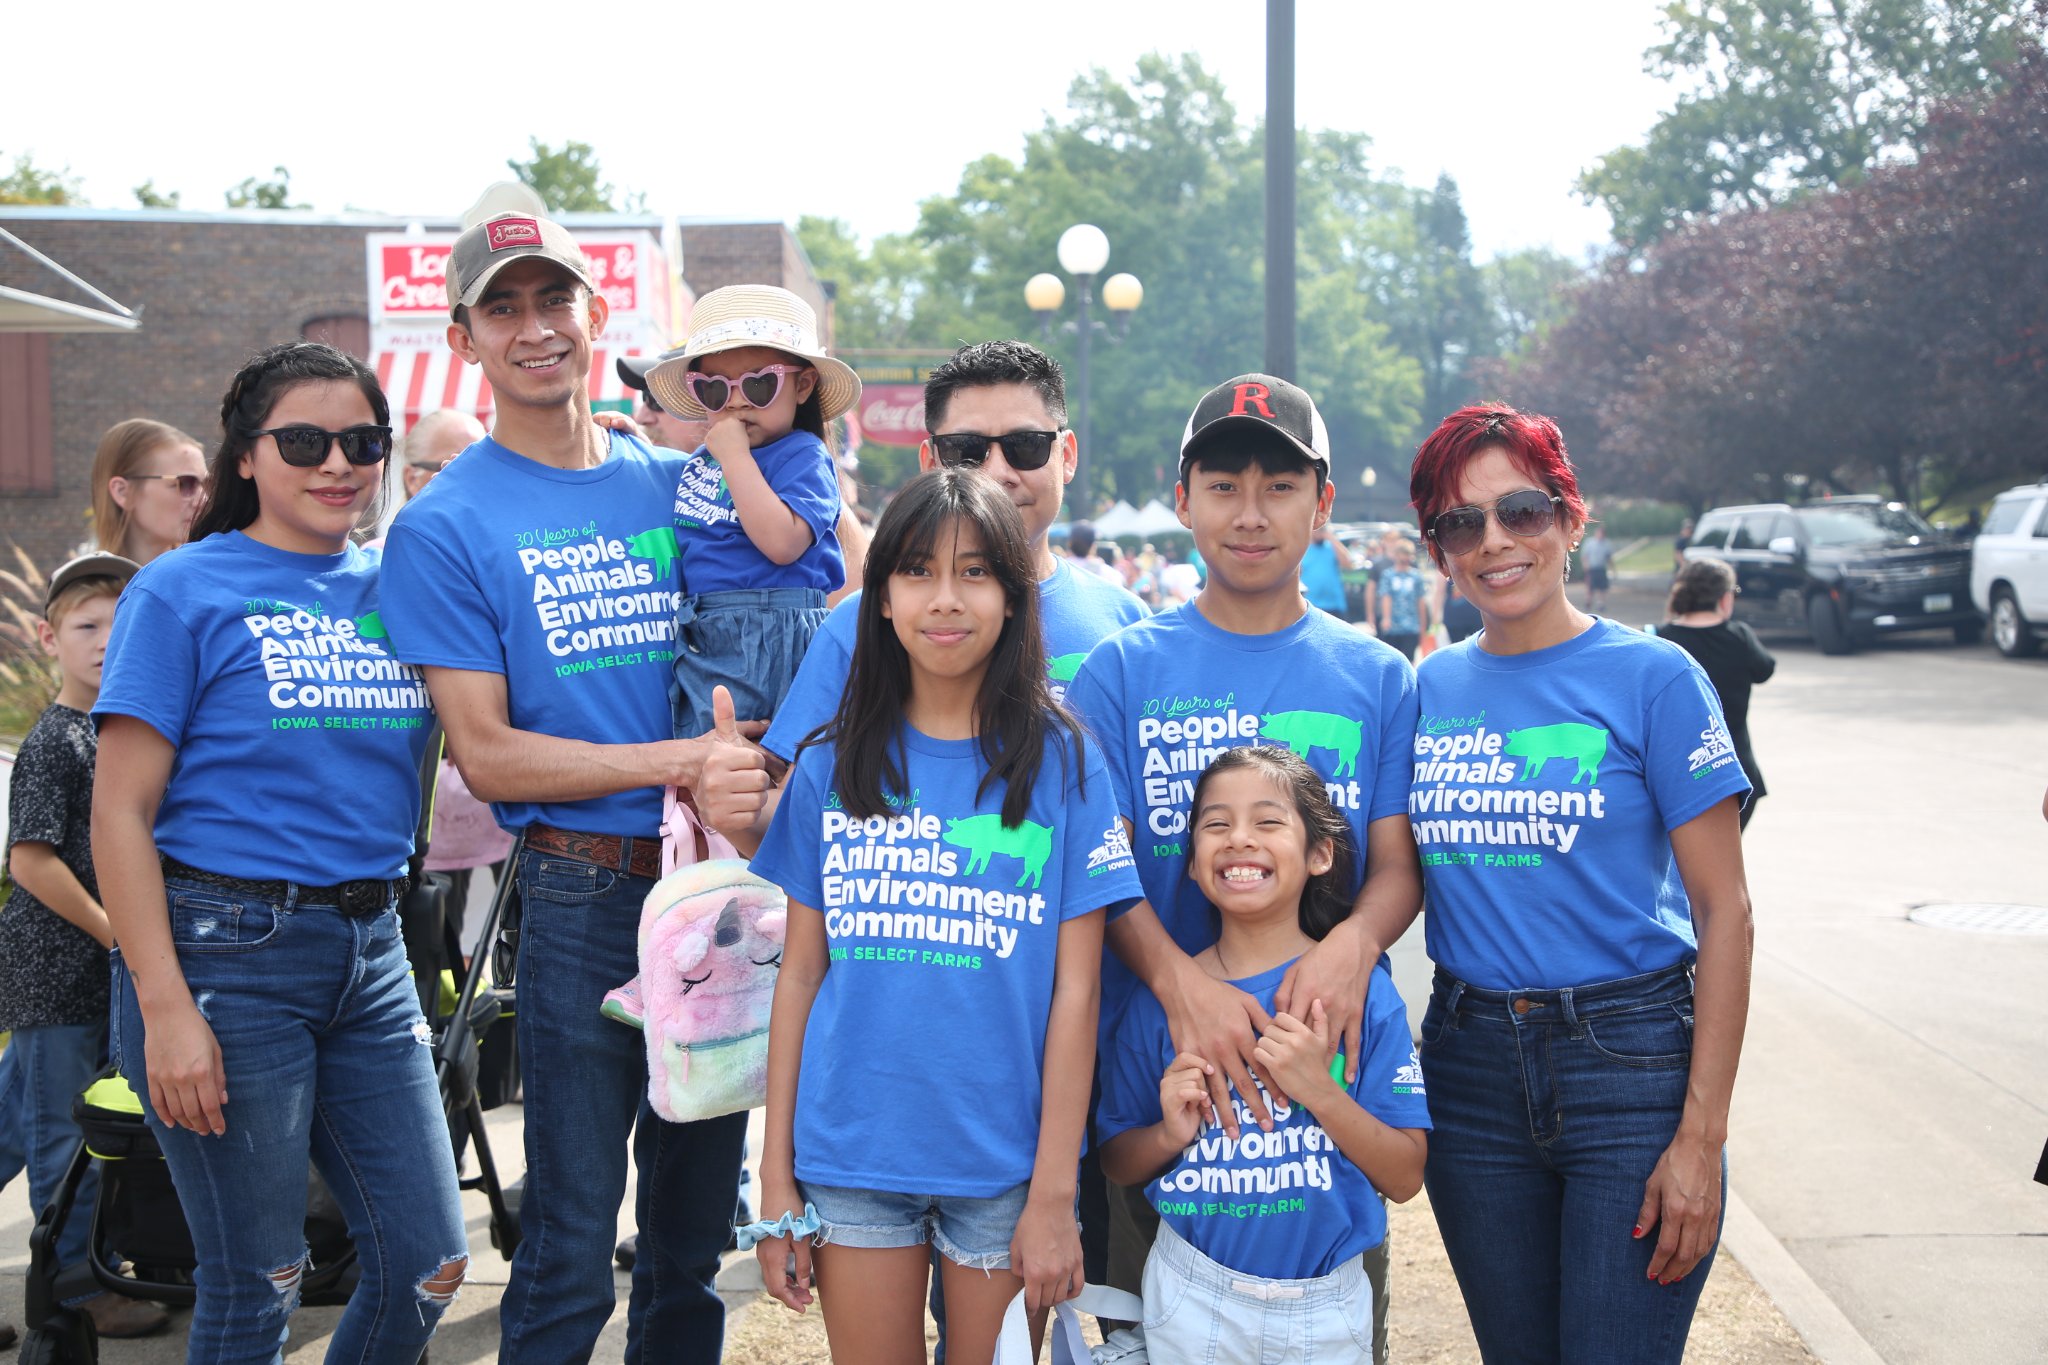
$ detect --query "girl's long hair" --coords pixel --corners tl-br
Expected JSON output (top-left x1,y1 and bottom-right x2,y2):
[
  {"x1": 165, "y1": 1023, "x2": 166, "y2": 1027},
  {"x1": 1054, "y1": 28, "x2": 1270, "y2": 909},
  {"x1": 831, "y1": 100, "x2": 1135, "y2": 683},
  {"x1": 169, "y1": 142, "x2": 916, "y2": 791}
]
[
  {"x1": 1189, "y1": 746, "x2": 1355, "y2": 941},
  {"x1": 190, "y1": 342, "x2": 389, "y2": 543},
  {"x1": 819, "y1": 467, "x2": 1084, "y2": 827}
]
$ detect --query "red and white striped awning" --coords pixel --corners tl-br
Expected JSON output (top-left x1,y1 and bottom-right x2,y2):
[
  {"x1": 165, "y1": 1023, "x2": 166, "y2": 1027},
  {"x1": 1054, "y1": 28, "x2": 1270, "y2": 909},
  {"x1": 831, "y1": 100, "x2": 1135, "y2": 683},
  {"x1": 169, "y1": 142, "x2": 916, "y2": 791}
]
[{"x1": 375, "y1": 345, "x2": 643, "y2": 436}]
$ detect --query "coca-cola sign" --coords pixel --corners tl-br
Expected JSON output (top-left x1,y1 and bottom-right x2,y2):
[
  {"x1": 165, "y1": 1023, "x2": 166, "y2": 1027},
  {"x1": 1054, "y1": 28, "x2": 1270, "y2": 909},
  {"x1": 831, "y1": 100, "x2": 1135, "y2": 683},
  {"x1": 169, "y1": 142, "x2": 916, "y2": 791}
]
[
  {"x1": 369, "y1": 233, "x2": 655, "y2": 320},
  {"x1": 857, "y1": 384, "x2": 929, "y2": 447}
]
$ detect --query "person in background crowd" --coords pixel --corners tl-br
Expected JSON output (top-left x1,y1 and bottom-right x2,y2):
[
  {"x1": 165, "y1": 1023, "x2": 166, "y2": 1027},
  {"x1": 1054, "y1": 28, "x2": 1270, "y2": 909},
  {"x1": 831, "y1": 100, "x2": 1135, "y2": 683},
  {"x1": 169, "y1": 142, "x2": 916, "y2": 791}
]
[
  {"x1": 1302, "y1": 521, "x2": 1356, "y2": 619},
  {"x1": 89, "y1": 418, "x2": 206, "y2": 565},
  {"x1": 400, "y1": 409, "x2": 487, "y2": 502},
  {"x1": 1360, "y1": 526, "x2": 1402, "y2": 632},
  {"x1": 1435, "y1": 573, "x2": 1482, "y2": 644},
  {"x1": 1068, "y1": 520, "x2": 1126, "y2": 587},
  {"x1": 1673, "y1": 517, "x2": 1695, "y2": 573},
  {"x1": 94, "y1": 341, "x2": 466, "y2": 1363},
  {"x1": 0, "y1": 552, "x2": 169, "y2": 1343},
  {"x1": 378, "y1": 187, "x2": 749, "y2": 1363},
  {"x1": 1581, "y1": 524, "x2": 1614, "y2": 613},
  {"x1": 1656, "y1": 559, "x2": 1776, "y2": 831},
  {"x1": 1375, "y1": 538, "x2": 1429, "y2": 660},
  {"x1": 1406, "y1": 403, "x2": 1752, "y2": 1364},
  {"x1": 618, "y1": 354, "x2": 711, "y2": 455}
]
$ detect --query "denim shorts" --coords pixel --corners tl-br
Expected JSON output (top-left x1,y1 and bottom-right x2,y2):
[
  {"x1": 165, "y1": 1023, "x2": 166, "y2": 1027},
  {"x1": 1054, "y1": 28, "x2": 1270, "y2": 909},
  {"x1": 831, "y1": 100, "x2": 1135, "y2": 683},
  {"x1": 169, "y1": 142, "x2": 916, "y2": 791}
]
[
  {"x1": 1142, "y1": 1220, "x2": 1374, "y2": 1363},
  {"x1": 799, "y1": 1179, "x2": 1031, "y2": 1270}
]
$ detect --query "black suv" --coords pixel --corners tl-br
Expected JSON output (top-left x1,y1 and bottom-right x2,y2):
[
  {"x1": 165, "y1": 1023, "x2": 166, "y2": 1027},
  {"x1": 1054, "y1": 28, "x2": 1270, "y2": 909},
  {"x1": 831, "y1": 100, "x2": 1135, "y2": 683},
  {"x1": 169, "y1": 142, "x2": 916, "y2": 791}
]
[{"x1": 1684, "y1": 498, "x2": 1982, "y2": 654}]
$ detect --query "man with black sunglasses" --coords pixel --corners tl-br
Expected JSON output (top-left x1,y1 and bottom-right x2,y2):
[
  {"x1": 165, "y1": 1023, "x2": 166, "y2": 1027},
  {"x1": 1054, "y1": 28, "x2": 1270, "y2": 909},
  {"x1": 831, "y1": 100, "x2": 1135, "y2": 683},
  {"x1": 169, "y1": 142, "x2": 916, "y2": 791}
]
[
  {"x1": 1064, "y1": 373, "x2": 1422, "y2": 1363},
  {"x1": 378, "y1": 185, "x2": 755, "y2": 1365}
]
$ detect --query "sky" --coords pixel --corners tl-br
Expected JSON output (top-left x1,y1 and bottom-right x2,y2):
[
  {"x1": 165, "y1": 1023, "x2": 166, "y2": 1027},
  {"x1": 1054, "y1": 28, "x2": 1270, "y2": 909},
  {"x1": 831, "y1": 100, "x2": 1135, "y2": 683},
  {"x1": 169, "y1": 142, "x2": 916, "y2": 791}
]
[{"x1": 4, "y1": 0, "x2": 1677, "y2": 265}]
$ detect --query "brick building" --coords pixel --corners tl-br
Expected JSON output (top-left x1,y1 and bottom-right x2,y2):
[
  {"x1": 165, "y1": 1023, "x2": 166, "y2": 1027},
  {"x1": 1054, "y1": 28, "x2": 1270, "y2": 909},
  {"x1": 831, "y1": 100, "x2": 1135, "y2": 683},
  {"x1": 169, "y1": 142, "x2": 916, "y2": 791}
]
[{"x1": 0, "y1": 207, "x2": 828, "y2": 570}]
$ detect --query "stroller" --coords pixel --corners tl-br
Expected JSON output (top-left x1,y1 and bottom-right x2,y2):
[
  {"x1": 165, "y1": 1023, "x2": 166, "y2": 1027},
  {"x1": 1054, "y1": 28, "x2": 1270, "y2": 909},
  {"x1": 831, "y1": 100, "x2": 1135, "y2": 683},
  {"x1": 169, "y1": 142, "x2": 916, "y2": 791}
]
[{"x1": 15, "y1": 730, "x2": 524, "y2": 1364}]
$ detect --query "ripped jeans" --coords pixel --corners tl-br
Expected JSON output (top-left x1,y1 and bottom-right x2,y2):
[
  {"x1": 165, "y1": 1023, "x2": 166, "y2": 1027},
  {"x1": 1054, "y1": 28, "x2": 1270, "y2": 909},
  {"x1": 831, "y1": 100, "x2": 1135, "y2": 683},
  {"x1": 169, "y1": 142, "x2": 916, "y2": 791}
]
[{"x1": 113, "y1": 873, "x2": 467, "y2": 1365}]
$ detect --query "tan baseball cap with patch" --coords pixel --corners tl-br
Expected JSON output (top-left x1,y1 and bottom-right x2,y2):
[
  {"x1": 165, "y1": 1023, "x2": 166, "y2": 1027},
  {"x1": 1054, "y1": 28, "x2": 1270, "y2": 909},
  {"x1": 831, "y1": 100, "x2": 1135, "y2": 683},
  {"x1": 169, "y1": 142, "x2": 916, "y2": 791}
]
[{"x1": 447, "y1": 182, "x2": 595, "y2": 317}]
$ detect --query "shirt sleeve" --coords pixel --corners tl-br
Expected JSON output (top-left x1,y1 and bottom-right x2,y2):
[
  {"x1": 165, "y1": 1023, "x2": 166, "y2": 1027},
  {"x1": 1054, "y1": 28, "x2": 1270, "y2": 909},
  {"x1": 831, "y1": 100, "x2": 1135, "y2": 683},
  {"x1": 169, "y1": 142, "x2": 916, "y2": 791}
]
[
  {"x1": 1096, "y1": 996, "x2": 1170, "y2": 1143},
  {"x1": 379, "y1": 518, "x2": 507, "y2": 674},
  {"x1": 4, "y1": 721, "x2": 77, "y2": 850},
  {"x1": 1736, "y1": 622, "x2": 1777, "y2": 683},
  {"x1": 1643, "y1": 660, "x2": 1753, "y2": 831},
  {"x1": 767, "y1": 436, "x2": 842, "y2": 546},
  {"x1": 94, "y1": 582, "x2": 199, "y2": 749},
  {"x1": 1065, "y1": 648, "x2": 1134, "y2": 827},
  {"x1": 1058, "y1": 735, "x2": 1142, "y2": 922},
  {"x1": 1366, "y1": 653, "x2": 1420, "y2": 823},
  {"x1": 748, "y1": 747, "x2": 826, "y2": 910},
  {"x1": 1353, "y1": 969, "x2": 1431, "y2": 1132}
]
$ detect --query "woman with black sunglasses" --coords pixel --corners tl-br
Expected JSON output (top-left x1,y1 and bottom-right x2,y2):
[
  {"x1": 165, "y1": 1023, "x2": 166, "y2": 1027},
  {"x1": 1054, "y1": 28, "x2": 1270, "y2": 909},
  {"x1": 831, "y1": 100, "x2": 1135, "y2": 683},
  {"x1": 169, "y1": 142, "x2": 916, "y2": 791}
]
[
  {"x1": 1395, "y1": 403, "x2": 1754, "y2": 1365},
  {"x1": 92, "y1": 341, "x2": 467, "y2": 1364}
]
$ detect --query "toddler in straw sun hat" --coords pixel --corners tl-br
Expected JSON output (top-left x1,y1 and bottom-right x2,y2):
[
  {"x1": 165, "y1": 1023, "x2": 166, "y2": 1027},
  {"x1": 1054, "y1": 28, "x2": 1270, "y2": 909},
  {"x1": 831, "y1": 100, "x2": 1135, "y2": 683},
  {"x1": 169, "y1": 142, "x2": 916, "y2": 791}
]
[{"x1": 601, "y1": 285, "x2": 859, "y2": 1028}]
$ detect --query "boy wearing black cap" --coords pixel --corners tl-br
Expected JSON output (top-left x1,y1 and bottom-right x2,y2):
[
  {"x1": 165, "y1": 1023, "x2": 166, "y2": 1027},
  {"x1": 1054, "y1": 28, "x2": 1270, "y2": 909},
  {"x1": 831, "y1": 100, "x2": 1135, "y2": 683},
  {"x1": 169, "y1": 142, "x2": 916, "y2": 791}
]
[
  {"x1": 0, "y1": 554, "x2": 168, "y2": 1340},
  {"x1": 1065, "y1": 375, "x2": 1421, "y2": 1357}
]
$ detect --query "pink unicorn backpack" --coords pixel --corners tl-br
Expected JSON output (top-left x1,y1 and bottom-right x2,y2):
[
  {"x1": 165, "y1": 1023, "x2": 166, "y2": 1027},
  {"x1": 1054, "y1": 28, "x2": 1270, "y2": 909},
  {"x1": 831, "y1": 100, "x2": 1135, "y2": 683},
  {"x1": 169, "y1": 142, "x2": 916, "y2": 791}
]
[{"x1": 637, "y1": 859, "x2": 786, "y2": 1123}]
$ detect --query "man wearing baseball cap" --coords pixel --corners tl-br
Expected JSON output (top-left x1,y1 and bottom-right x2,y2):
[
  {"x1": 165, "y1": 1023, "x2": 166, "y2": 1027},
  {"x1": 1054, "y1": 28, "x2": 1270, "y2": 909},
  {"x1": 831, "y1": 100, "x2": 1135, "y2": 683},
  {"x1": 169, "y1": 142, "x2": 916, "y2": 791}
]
[
  {"x1": 1066, "y1": 374, "x2": 1422, "y2": 1360},
  {"x1": 378, "y1": 185, "x2": 751, "y2": 1364}
]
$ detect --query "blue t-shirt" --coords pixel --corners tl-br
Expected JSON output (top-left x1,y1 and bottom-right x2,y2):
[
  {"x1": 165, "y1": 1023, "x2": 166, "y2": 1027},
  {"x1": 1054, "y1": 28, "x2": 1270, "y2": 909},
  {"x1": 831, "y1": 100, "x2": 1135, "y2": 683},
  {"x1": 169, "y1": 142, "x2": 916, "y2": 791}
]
[
  {"x1": 379, "y1": 431, "x2": 683, "y2": 837},
  {"x1": 94, "y1": 532, "x2": 432, "y2": 883},
  {"x1": 672, "y1": 430, "x2": 843, "y2": 594},
  {"x1": 1066, "y1": 603, "x2": 1418, "y2": 1035},
  {"x1": 1099, "y1": 959, "x2": 1429, "y2": 1279},
  {"x1": 749, "y1": 722, "x2": 1143, "y2": 1196},
  {"x1": 762, "y1": 557, "x2": 1148, "y2": 762},
  {"x1": 1300, "y1": 541, "x2": 1347, "y2": 614},
  {"x1": 1411, "y1": 619, "x2": 1752, "y2": 989},
  {"x1": 1378, "y1": 567, "x2": 1424, "y2": 634}
]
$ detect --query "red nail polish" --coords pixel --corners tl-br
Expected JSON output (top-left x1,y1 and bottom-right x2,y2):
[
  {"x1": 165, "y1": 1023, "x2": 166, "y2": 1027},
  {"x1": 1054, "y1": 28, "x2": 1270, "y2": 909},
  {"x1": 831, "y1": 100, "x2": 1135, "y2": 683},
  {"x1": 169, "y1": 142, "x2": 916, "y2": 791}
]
[{"x1": 1632, "y1": 1224, "x2": 1644, "y2": 1238}]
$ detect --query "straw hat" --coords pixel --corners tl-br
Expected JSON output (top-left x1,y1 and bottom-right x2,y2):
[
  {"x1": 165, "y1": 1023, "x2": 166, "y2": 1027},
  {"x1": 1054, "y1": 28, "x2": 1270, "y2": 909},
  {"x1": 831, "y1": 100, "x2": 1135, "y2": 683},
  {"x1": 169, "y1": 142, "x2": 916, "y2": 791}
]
[{"x1": 645, "y1": 285, "x2": 861, "y2": 422}]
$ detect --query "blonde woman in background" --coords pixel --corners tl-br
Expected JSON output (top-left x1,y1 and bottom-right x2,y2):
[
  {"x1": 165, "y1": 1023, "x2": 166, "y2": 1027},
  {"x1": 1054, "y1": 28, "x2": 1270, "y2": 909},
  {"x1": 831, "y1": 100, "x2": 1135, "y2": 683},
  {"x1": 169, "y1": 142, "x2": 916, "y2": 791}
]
[{"x1": 89, "y1": 419, "x2": 206, "y2": 564}]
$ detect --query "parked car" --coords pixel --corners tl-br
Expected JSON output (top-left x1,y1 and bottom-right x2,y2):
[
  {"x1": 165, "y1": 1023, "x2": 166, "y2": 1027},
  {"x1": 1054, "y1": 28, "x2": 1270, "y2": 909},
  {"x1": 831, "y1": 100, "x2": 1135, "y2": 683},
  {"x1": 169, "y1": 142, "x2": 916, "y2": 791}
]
[
  {"x1": 1685, "y1": 497, "x2": 1981, "y2": 655},
  {"x1": 1969, "y1": 481, "x2": 2048, "y2": 658}
]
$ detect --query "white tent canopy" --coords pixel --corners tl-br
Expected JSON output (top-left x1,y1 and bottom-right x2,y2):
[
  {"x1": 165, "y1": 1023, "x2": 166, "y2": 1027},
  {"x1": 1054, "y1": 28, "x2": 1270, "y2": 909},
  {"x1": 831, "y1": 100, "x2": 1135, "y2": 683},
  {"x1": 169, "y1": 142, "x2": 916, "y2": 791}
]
[
  {"x1": 1091, "y1": 500, "x2": 1142, "y2": 538},
  {"x1": 1130, "y1": 498, "x2": 1183, "y2": 538},
  {"x1": 0, "y1": 228, "x2": 140, "y2": 334}
]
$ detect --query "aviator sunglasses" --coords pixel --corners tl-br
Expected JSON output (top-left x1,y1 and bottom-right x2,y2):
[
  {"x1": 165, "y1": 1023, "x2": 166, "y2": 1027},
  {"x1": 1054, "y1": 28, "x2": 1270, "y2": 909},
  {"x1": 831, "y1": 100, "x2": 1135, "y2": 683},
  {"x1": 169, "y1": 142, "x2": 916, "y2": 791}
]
[
  {"x1": 129, "y1": 473, "x2": 205, "y2": 498},
  {"x1": 930, "y1": 430, "x2": 1062, "y2": 471},
  {"x1": 1426, "y1": 488, "x2": 1564, "y2": 556},
  {"x1": 248, "y1": 425, "x2": 394, "y2": 467},
  {"x1": 684, "y1": 364, "x2": 809, "y2": 414}
]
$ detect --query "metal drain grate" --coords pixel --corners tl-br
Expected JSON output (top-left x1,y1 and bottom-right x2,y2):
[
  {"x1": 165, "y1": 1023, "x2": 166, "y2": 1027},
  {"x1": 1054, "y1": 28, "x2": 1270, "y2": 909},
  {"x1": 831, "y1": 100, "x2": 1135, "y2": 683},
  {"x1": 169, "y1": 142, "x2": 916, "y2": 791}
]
[{"x1": 1909, "y1": 903, "x2": 2048, "y2": 935}]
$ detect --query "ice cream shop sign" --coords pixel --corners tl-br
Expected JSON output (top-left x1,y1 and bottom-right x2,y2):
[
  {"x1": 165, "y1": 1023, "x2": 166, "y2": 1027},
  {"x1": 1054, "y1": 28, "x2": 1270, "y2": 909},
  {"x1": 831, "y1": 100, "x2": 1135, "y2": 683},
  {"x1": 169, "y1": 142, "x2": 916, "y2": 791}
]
[{"x1": 369, "y1": 236, "x2": 650, "y2": 319}]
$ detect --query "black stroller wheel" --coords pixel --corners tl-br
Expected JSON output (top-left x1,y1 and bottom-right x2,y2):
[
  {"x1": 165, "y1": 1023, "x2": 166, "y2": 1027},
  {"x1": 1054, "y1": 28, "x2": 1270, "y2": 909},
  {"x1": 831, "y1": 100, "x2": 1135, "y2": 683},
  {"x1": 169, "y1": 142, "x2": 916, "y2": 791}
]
[{"x1": 18, "y1": 1305, "x2": 95, "y2": 1364}]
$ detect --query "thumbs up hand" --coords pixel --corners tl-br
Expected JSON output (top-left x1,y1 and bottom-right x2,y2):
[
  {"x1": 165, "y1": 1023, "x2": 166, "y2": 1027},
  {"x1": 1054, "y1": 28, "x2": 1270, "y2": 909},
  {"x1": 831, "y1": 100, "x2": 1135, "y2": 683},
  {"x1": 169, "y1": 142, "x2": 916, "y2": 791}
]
[{"x1": 696, "y1": 685, "x2": 777, "y2": 852}]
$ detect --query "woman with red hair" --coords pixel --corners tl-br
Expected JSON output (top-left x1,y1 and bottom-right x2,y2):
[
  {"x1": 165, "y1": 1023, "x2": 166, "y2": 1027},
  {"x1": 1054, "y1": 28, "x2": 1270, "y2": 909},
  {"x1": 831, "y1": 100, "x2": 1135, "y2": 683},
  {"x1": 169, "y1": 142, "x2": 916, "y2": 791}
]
[{"x1": 1401, "y1": 404, "x2": 1754, "y2": 1363}]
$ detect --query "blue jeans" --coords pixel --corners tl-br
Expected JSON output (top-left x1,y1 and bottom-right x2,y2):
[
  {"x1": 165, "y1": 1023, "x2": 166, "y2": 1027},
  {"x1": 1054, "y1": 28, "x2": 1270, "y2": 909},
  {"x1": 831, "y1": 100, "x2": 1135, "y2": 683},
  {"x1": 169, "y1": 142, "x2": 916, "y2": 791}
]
[
  {"x1": 0, "y1": 1021, "x2": 104, "y2": 1269},
  {"x1": 112, "y1": 877, "x2": 466, "y2": 1365},
  {"x1": 499, "y1": 846, "x2": 747, "y2": 1365},
  {"x1": 1419, "y1": 963, "x2": 1723, "y2": 1365}
]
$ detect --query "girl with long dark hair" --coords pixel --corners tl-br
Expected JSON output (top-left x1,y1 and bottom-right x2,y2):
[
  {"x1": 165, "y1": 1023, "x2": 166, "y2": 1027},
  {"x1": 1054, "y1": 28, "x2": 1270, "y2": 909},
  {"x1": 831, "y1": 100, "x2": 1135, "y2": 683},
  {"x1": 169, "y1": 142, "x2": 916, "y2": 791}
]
[{"x1": 743, "y1": 467, "x2": 1141, "y2": 1364}]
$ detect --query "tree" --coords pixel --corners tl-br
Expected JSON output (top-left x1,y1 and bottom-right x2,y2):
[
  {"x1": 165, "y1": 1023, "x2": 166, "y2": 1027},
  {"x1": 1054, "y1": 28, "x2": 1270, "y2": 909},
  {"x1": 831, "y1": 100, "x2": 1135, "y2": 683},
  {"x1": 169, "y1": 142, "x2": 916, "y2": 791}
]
[
  {"x1": 1581, "y1": 0, "x2": 2023, "y2": 248},
  {"x1": 508, "y1": 139, "x2": 640, "y2": 214},
  {"x1": 224, "y1": 166, "x2": 303, "y2": 209},
  {"x1": 133, "y1": 180, "x2": 180, "y2": 208},
  {"x1": 1482, "y1": 247, "x2": 1585, "y2": 354},
  {"x1": 0, "y1": 151, "x2": 83, "y2": 205}
]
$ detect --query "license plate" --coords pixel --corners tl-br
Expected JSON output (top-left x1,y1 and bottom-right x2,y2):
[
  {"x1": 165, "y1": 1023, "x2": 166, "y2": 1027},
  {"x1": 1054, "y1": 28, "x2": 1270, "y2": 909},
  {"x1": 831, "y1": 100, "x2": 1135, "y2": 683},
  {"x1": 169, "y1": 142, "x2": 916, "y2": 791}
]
[{"x1": 1924, "y1": 593, "x2": 1953, "y2": 613}]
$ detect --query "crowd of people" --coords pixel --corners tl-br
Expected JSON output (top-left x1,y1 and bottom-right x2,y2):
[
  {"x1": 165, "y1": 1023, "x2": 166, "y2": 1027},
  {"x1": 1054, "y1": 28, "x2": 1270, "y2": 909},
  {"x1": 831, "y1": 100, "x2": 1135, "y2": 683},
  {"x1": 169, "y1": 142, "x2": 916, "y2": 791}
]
[{"x1": 0, "y1": 191, "x2": 1759, "y2": 1365}]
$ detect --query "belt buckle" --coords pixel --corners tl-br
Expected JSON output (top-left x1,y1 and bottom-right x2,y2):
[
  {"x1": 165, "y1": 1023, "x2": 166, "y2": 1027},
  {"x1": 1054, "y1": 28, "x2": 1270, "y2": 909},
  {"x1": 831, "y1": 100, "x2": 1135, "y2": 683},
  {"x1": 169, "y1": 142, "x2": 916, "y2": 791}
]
[{"x1": 338, "y1": 880, "x2": 387, "y2": 918}]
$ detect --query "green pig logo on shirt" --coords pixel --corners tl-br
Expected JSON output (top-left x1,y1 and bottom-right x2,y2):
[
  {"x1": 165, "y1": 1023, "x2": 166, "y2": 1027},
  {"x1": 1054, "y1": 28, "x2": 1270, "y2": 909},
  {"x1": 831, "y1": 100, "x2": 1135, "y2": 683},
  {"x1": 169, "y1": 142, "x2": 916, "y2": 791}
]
[
  {"x1": 625, "y1": 527, "x2": 681, "y2": 578},
  {"x1": 941, "y1": 815, "x2": 1055, "y2": 889}
]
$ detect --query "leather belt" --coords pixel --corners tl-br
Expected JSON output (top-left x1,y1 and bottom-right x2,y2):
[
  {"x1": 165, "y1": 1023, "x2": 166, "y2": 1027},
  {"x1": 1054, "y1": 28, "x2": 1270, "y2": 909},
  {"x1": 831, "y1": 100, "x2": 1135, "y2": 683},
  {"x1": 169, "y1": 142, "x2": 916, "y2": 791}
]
[
  {"x1": 525, "y1": 823, "x2": 663, "y2": 880},
  {"x1": 160, "y1": 857, "x2": 406, "y2": 918}
]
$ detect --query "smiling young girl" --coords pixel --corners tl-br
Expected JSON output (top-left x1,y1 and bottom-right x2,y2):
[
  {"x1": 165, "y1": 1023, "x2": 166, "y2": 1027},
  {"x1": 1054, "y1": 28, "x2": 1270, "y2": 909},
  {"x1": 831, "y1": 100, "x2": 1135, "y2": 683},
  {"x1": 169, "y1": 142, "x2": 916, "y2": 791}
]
[
  {"x1": 1097, "y1": 746, "x2": 1430, "y2": 1363},
  {"x1": 742, "y1": 467, "x2": 1141, "y2": 1365},
  {"x1": 93, "y1": 342, "x2": 466, "y2": 1364}
]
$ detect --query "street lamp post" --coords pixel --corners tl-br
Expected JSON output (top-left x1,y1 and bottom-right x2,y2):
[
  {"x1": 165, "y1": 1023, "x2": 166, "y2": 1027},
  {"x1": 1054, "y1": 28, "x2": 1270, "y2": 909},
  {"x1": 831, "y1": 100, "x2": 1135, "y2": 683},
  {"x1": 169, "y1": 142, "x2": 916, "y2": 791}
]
[{"x1": 1025, "y1": 225, "x2": 1141, "y2": 499}]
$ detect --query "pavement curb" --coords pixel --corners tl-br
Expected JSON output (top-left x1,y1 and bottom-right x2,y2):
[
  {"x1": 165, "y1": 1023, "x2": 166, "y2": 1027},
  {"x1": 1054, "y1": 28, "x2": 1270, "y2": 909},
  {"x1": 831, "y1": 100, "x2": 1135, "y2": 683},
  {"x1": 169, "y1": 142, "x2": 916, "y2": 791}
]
[{"x1": 1721, "y1": 1187, "x2": 1886, "y2": 1364}]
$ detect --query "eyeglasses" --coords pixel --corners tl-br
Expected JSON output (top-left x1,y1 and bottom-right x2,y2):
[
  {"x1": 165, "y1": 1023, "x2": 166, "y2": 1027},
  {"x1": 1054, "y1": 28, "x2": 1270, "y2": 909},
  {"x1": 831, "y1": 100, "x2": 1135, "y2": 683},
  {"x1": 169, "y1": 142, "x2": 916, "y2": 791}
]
[
  {"x1": 409, "y1": 459, "x2": 452, "y2": 475},
  {"x1": 638, "y1": 390, "x2": 665, "y2": 415},
  {"x1": 931, "y1": 430, "x2": 1063, "y2": 472},
  {"x1": 685, "y1": 364, "x2": 809, "y2": 415},
  {"x1": 1426, "y1": 489, "x2": 1563, "y2": 556},
  {"x1": 247, "y1": 425, "x2": 393, "y2": 468},
  {"x1": 130, "y1": 473, "x2": 204, "y2": 498}
]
